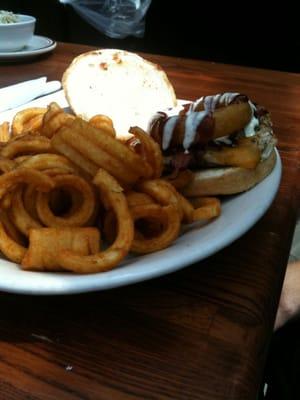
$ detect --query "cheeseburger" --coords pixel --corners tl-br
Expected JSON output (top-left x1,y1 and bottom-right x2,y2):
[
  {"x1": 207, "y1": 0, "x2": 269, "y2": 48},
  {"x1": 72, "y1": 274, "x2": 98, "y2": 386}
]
[{"x1": 148, "y1": 93, "x2": 277, "y2": 195}]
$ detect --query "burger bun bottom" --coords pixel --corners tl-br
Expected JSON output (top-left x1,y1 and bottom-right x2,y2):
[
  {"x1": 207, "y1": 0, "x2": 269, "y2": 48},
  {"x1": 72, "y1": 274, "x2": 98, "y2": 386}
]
[{"x1": 182, "y1": 148, "x2": 277, "y2": 196}]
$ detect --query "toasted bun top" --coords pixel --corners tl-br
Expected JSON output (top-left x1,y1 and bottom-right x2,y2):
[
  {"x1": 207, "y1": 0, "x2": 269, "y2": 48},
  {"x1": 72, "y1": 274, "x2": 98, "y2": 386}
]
[
  {"x1": 62, "y1": 49, "x2": 177, "y2": 139},
  {"x1": 182, "y1": 148, "x2": 277, "y2": 196}
]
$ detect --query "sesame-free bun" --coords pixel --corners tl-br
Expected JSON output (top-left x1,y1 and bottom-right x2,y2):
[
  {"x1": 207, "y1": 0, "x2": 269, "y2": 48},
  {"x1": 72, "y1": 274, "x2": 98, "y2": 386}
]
[
  {"x1": 182, "y1": 148, "x2": 277, "y2": 196},
  {"x1": 62, "y1": 49, "x2": 177, "y2": 139}
]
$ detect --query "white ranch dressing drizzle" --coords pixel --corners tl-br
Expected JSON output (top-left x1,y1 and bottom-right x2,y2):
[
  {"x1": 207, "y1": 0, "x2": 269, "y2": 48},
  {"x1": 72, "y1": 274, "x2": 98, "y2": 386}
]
[
  {"x1": 204, "y1": 94, "x2": 221, "y2": 111},
  {"x1": 192, "y1": 97, "x2": 202, "y2": 110},
  {"x1": 158, "y1": 92, "x2": 261, "y2": 151},
  {"x1": 162, "y1": 116, "x2": 180, "y2": 150},
  {"x1": 183, "y1": 110, "x2": 208, "y2": 150},
  {"x1": 194, "y1": 92, "x2": 240, "y2": 111},
  {"x1": 244, "y1": 100, "x2": 259, "y2": 137},
  {"x1": 218, "y1": 92, "x2": 240, "y2": 105}
]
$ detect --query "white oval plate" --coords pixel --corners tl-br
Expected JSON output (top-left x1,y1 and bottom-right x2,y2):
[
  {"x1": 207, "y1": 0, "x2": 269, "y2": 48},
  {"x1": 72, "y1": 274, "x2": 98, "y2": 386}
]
[
  {"x1": 0, "y1": 35, "x2": 56, "y2": 61},
  {"x1": 0, "y1": 150, "x2": 281, "y2": 295}
]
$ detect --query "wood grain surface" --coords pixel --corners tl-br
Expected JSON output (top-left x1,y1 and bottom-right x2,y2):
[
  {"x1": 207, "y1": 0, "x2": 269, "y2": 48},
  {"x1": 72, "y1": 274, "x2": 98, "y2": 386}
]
[{"x1": 0, "y1": 42, "x2": 299, "y2": 400}]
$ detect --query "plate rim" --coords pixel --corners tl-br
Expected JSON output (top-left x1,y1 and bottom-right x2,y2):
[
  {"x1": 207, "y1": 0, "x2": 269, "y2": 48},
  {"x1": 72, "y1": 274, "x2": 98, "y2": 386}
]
[
  {"x1": 0, "y1": 35, "x2": 56, "y2": 60},
  {"x1": 0, "y1": 149, "x2": 282, "y2": 295}
]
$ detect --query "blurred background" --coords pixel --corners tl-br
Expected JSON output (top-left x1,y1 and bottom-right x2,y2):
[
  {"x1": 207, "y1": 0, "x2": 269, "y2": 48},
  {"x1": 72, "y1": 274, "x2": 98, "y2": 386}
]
[{"x1": 0, "y1": 0, "x2": 298, "y2": 72}]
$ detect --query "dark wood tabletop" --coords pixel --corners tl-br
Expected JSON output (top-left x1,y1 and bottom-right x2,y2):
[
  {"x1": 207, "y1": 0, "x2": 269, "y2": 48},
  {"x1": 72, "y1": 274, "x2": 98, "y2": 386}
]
[{"x1": 0, "y1": 42, "x2": 299, "y2": 400}]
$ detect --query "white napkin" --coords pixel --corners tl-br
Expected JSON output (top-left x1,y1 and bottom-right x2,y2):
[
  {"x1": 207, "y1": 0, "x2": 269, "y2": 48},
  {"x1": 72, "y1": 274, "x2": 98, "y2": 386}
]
[
  {"x1": 0, "y1": 77, "x2": 62, "y2": 113},
  {"x1": 0, "y1": 89, "x2": 69, "y2": 125}
]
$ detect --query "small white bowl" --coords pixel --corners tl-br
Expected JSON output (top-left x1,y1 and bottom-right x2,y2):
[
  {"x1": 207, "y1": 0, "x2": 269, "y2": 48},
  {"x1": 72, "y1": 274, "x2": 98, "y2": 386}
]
[{"x1": 0, "y1": 14, "x2": 36, "y2": 52}]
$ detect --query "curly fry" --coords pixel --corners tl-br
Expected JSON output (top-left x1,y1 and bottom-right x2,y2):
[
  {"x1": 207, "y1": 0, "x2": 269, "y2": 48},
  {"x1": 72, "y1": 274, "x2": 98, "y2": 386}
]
[
  {"x1": 130, "y1": 203, "x2": 181, "y2": 254},
  {"x1": 89, "y1": 115, "x2": 116, "y2": 137},
  {"x1": 22, "y1": 227, "x2": 101, "y2": 271},
  {"x1": 10, "y1": 187, "x2": 42, "y2": 236},
  {"x1": 0, "y1": 168, "x2": 54, "y2": 200},
  {"x1": 11, "y1": 107, "x2": 47, "y2": 136},
  {"x1": 40, "y1": 102, "x2": 74, "y2": 138},
  {"x1": 0, "y1": 210, "x2": 26, "y2": 245},
  {"x1": 57, "y1": 169, "x2": 134, "y2": 273},
  {"x1": 129, "y1": 126, "x2": 163, "y2": 178},
  {"x1": 0, "y1": 221, "x2": 26, "y2": 263},
  {"x1": 0, "y1": 121, "x2": 10, "y2": 143},
  {"x1": 18, "y1": 153, "x2": 79, "y2": 175},
  {"x1": 36, "y1": 174, "x2": 96, "y2": 228},
  {"x1": 1, "y1": 135, "x2": 52, "y2": 159},
  {"x1": 188, "y1": 197, "x2": 221, "y2": 221}
]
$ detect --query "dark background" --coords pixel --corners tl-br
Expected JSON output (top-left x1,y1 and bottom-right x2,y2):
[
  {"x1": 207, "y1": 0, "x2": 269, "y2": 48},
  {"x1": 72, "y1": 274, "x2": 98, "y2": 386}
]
[{"x1": 0, "y1": 0, "x2": 298, "y2": 73}]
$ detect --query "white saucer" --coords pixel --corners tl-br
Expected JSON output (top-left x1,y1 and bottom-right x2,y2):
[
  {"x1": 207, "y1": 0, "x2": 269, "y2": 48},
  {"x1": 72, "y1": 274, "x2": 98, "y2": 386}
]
[{"x1": 0, "y1": 35, "x2": 56, "y2": 61}]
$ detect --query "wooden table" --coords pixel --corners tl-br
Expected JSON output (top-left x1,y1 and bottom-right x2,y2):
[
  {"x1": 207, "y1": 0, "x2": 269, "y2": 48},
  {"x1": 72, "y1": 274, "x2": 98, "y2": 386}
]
[{"x1": 0, "y1": 42, "x2": 299, "y2": 400}]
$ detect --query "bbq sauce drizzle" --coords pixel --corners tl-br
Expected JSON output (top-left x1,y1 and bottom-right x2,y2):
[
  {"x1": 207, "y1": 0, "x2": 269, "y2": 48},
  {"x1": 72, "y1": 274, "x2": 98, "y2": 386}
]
[{"x1": 149, "y1": 92, "x2": 257, "y2": 152}]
